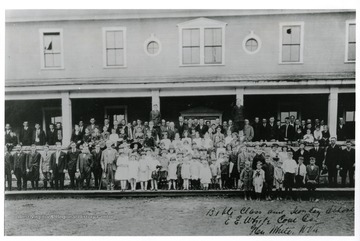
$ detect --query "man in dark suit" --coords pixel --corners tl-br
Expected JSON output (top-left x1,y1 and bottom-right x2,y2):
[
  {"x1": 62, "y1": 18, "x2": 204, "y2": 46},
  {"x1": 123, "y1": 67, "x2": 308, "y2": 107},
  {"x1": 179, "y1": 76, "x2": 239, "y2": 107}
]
[
  {"x1": 167, "y1": 122, "x2": 178, "y2": 141},
  {"x1": 259, "y1": 118, "x2": 268, "y2": 142},
  {"x1": 71, "y1": 124, "x2": 83, "y2": 148},
  {"x1": 195, "y1": 119, "x2": 208, "y2": 138},
  {"x1": 175, "y1": 116, "x2": 188, "y2": 138},
  {"x1": 267, "y1": 117, "x2": 278, "y2": 141},
  {"x1": 50, "y1": 142, "x2": 67, "y2": 190},
  {"x1": 47, "y1": 123, "x2": 57, "y2": 145},
  {"x1": 124, "y1": 123, "x2": 134, "y2": 143},
  {"x1": 252, "y1": 117, "x2": 261, "y2": 142},
  {"x1": 337, "y1": 117, "x2": 347, "y2": 141},
  {"x1": 5, "y1": 145, "x2": 13, "y2": 191},
  {"x1": 308, "y1": 140, "x2": 325, "y2": 169},
  {"x1": 13, "y1": 144, "x2": 27, "y2": 190},
  {"x1": 78, "y1": 121, "x2": 86, "y2": 135},
  {"x1": 324, "y1": 137, "x2": 342, "y2": 187},
  {"x1": 32, "y1": 123, "x2": 46, "y2": 146},
  {"x1": 294, "y1": 142, "x2": 310, "y2": 165},
  {"x1": 103, "y1": 118, "x2": 112, "y2": 133},
  {"x1": 280, "y1": 117, "x2": 295, "y2": 142},
  {"x1": 5, "y1": 123, "x2": 13, "y2": 145},
  {"x1": 76, "y1": 146, "x2": 93, "y2": 189},
  {"x1": 232, "y1": 98, "x2": 245, "y2": 132},
  {"x1": 91, "y1": 143, "x2": 103, "y2": 188},
  {"x1": 19, "y1": 121, "x2": 32, "y2": 146},
  {"x1": 340, "y1": 140, "x2": 355, "y2": 187},
  {"x1": 66, "y1": 142, "x2": 80, "y2": 189}
]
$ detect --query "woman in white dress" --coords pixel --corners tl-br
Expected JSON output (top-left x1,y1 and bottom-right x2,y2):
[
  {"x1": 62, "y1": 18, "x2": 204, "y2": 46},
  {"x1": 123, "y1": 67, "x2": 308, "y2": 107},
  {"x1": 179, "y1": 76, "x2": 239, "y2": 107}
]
[
  {"x1": 128, "y1": 153, "x2": 139, "y2": 191},
  {"x1": 115, "y1": 149, "x2": 129, "y2": 191},
  {"x1": 167, "y1": 157, "x2": 178, "y2": 190}
]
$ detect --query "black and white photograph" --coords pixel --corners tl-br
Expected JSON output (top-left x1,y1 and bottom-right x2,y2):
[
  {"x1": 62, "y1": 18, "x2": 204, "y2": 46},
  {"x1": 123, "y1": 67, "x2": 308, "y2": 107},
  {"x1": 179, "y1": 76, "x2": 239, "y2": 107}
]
[{"x1": 2, "y1": 4, "x2": 358, "y2": 238}]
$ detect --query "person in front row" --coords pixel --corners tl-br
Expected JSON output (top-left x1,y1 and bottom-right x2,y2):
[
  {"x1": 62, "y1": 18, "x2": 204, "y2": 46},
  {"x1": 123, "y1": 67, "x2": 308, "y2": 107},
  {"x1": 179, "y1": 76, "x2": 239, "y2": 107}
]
[
  {"x1": 5, "y1": 145, "x2": 13, "y2": 191},
  {"x1": 282, "y1": 151, "x2": 297, "y2": 200},
  {"x1": 294, "y1": 156, "x2": 306, "y2": 201},
  {"x1": 50, "y1": 142, "x2": 67, "y2": 190},
  {"x1": 13, "y1": 144, "x2": 27, "y2": 190},
  {"x1": 253, "y1": 161, "x2": 265, "y2": 201},
  {"x1": 240, "y1": 161, "x2": 253, "y2": 200},
  {"x1": 76, "y1": 145, "x2": 93, "y2": 190},
  {"x1": 306, "y1": 156, "x2": 320, "y2": 202},
  {"x1": 91, "y1": 144, "x2": 103, "y2": 189},
  {"x1": 67, "y1": 142, "x2": 80, "y2": 189},
  {"x1": 101, "y1": 140, "x2": 118, "y2": 190},
  {"x1": 26, "y1": 144, "x2": 41, "y2": 190},
  {"x1": 40, "y1": 144, "x2": 52, "y2": 189}
]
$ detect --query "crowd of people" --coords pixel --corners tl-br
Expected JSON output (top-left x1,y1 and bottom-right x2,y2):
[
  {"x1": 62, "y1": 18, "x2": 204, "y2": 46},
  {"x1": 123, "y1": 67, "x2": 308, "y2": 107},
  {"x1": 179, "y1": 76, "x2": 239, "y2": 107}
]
[{"x1": 4, "y1": 102, "x2": 355, "y2": 201}]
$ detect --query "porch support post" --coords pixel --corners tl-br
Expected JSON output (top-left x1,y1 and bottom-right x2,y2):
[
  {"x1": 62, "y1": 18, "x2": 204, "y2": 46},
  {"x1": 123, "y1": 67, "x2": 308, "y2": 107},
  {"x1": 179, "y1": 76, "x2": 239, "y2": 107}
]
[
  {"x1": 328, "y1": 87, "x2": 339, "y2": 138},
  {"x1": 61, "y1": 92, "x2": 72, "y2": 147},
  {"x1": 235, "y1": 87, "x2": 245, "y2": 105},
  {"x1": 151, "y1": 89, "x2": 160, "y2": 111}
]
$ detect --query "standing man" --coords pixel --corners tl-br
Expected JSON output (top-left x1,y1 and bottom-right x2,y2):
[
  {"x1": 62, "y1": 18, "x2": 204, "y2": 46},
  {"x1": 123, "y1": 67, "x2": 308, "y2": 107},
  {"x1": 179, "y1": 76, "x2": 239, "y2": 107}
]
[
  {"x1": 26, "y1": 144, "x2": 41, "y2": 190},
  {"x1": 175, "y1": 116, "x2": 187, "y2": 138},
  {"x1": 243, "y1": 119, "x2": 254, "y2": 142},
  {"x1": 33, "y1": 123, "x2": 46, "y2": 146},
  {"x1": 76, "y1": 146, "x2": 93, "y2": 189},
  {"x1": 308, "y1": 140, "x2": 325, "y2": 170},
  {"x1": 79, "y1": 121, "x2": 86, "y2": 135},
  {"x1": 5, "y1": 123, "x2": 13, "y2": 145},
  {"x1": 195, "y1": 119, "x2": 208, "y2": 138},
  {"x1": 340, "y1": 141, "x2": 355, "y2": 187},
  {"x1": 252, "y1": 117, "x2": 261, "y2": 142},
  {"x1": 39, "y1": 144, "x2": 52, "y2": 189},
  {"x1": 280, "y1": 117, "x2": 295, "y2": 142},
  {"x1": 260, "y1": 118, "x2": 268, "y2": 142},
  {"x1": 91, "y1": 143, "x2": 103, "y2": 188},
  {"x1": 149, "y1": 104, "x2": 161, "y2": 128},
  {"x1": 19, "y1": 121, "x2": 32, "y2": 146},
  {"x1": 55, "y1": 122, "x2": 63, "y2": 144},
  {"x1": 232, "y1": 98, "x2": 245, "y2": 132},
  {"x1": 47, "y1": 123, "x2": 57, "y2": 146},
  {"x1": 101, "y1": 140, "x2": 118, "y2": 190},
  {"x1": 324, "y1": 137, "x2": 342, "y2": 187},
  {"x1": 67, "y1": 142, "x2": 80, "y2": 189},
  {"x1": 267, "y1": 117, "x2": 278, "y2": 141},
  {"x1": 337, "y1": 117, "x2": 347, "y2": 141},
  {"x1": 13, "y1": 144, "x2": 27, "y2": 190},
  {"x1": 50, "y1": 142, "x2": 67, "y2": 190},
  {"x1": 5, "y1": 145, "x2": 13, "y2": 191},
  {"x1": 103, "y1": 118, "x2": 112, "y2": 133},
  {"x1": 87, "y1": 118, "x2": 99, "y2": 135}
]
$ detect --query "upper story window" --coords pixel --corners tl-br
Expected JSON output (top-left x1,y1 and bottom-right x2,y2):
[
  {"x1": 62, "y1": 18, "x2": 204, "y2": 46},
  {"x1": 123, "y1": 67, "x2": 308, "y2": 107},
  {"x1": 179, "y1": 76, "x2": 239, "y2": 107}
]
[
  {"x1": 102, "y1": 27, "x2": 126, "y2": 68},
  {"x1": 279, "y1": 22, "x2": 304, "y2": 64},
  {"x1": 177, "y1": 18, "x2": 227, "y2": 66},
  {"x1": 39, "y1": 29, "x2": 64, "y2": 69},
  {"x1": 345, "y1": 20, "x2": 356, "y2": 63}
]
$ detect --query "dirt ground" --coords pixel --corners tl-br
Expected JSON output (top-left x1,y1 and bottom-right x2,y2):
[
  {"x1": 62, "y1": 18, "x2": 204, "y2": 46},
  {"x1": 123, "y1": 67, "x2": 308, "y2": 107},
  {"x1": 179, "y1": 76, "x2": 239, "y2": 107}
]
[{"x1": 4, "y1": 196, "x2": 354, "y2": 236}]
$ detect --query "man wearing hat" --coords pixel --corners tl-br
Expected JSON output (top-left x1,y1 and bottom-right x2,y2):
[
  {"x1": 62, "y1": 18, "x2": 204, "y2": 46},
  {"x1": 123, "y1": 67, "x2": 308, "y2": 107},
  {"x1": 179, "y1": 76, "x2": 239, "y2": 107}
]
[
  {"x1": 91, "y1": 143, "x2": 103, "y2": 188},
  {"x1": 100, "y1": 140, "x2": 118, "y2": 190}
]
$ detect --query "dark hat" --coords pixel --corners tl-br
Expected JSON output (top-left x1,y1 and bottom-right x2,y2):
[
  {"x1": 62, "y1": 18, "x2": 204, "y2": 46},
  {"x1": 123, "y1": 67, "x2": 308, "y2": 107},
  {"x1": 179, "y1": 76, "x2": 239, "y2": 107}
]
[{"x1": 130, "y1": 142, "x2": 143, "y2": 149}]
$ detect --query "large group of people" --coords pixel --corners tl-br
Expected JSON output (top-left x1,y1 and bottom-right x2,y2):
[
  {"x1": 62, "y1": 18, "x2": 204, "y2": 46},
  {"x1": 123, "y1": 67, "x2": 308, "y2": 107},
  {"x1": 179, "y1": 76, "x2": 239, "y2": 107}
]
[{"x1": 4, "y1": 101, "x2": 355, "y2": 201}]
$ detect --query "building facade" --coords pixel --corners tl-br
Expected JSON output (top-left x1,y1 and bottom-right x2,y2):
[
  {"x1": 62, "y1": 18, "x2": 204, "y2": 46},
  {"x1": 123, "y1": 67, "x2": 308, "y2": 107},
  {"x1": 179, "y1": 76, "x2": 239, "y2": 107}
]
[{"x1": 5, "y1": 9, "x2": 356, "y2": 145}]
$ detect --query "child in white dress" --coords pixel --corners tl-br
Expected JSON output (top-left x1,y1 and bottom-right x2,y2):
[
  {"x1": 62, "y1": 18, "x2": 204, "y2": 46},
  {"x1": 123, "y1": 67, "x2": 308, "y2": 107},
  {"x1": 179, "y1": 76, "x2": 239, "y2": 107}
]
[
  {"x1": 200, "y1": 158, "x2": 212, "y2": 190},
  {"x1": 115, "y1": 149, "x2": 129, "y2": 191},
  {"x1": 253, "y1": 161, "x2": 265, "y2": 201},
  {"x1": 138, "y1": 153, "x2": 150, "y2": 190},
  {"x1": 181, "y1": 156, "x2": 191, "y2": 190},
  {"x1": 128, "y1": 153, "x2": 139, "y2": 191}
]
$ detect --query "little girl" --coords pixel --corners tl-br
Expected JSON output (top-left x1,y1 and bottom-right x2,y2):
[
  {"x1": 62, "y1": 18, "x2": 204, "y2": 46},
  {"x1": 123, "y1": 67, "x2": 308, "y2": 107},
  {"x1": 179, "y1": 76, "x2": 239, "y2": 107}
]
[
  {"x1": 168, "y1": 157, "x2": 178, "y2": 190},
  {"x1": 224, "y1": 129, "x2": 233, "y2": 146},
  {"x1": 253, "y1": 161, "x2": 265, "y2": 201},
  {"x1": 172, "y1": 133, "x2": 183, "y2": 149},
  {"x1": 128, "y1": 153, "x2": 139, "y2": 191},
  {"x1": 138, "y1": 153, "x2": 149, "y2": 190},
  {"x1": 240, "y1": 161, "x2": 253, "y2": 200},
  {"x1": 115, "y1": 148, "x2": 129, "y2": 191},
  {"x1": 181, "y1": 156, "x2": 191, "y2": 190},
  {"x1": 190, "y1": 156, "x2": 201, "y2": 190},
  {"x1": 200, "y1": 158, "x2": 212, "y2": 190},
  {"x1": 203, "y1": 132, "x2": 213, "y2": 150}
]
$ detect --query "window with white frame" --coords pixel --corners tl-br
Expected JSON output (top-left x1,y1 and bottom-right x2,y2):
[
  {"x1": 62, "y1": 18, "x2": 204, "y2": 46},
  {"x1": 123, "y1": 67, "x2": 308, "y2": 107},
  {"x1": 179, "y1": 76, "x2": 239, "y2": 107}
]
[
  {"x1": 345, "y1": 20, "x2": 356, "y2": 62},
  {"x1": 39, "y1": 29, "x2": 63, "y2": 69},
  {"x1": 103, "y1": 27, "x2": 126, "y2": 67},
  {"x1": 279, "y1": 22, "x2": 304, "y2": 63},
  {"x1": 178, "y1": 18, "x2": 226, "y2": 66}
]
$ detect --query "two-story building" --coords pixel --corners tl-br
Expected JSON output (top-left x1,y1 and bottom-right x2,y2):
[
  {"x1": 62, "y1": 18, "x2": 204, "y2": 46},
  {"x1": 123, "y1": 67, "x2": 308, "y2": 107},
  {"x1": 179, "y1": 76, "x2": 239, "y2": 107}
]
[{"x1": 5, "y1": 9, "x2": 355, "y2": 145}]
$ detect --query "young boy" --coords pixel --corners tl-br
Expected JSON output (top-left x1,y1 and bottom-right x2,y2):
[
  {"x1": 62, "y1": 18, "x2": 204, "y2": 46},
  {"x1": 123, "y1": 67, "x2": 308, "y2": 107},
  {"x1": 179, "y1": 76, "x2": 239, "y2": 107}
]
[
  {"x1": 295, "y1": 156, "x2": 307, "y2": 201},
  {"x1": 282, "y1": 151, "x2": 297, "y2": 200},
  {"x1": 219, "y1": 152, "x2": 229, "y2": 190},
  {"x1": 273, "y1": 158, "x2": 284, "y2": 200},
  {"x1": 262, "y1": 154, "x2": 274, "y2": 201},
  {"x1": 306, "y1": 156, "x2": 320, "y2": 202},
  {"x1": 210, "y1": 159, "x2": 220, "y2": 190},
  {"x1": 240, "y1": 161, "x2": 253, "y2": 200}
]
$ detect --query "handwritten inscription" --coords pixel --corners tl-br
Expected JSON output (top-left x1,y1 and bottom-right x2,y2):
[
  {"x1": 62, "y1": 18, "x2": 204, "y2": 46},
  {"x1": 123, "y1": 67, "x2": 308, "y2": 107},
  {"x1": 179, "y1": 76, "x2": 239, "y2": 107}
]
[{"x1": 205, "y1": 205, "x2": 353, "y2": 235}]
